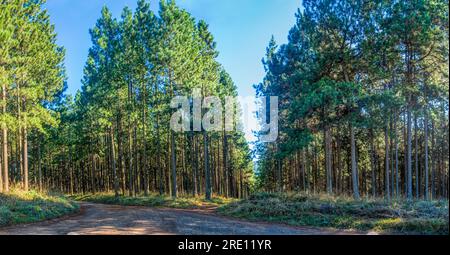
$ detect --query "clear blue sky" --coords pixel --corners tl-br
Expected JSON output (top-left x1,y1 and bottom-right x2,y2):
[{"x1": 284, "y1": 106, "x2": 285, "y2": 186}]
[{"x1": 44, "y1": 0, "x2": 302, "y2": 142}]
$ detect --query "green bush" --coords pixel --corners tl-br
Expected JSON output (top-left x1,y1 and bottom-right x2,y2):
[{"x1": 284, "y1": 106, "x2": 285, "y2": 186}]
[{"x1": 0, "y1": 189, "x2": 80, "y2": 227}]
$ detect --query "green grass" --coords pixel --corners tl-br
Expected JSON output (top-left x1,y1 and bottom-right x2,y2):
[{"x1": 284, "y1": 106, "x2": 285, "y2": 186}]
[
  {"x1": 0, "y1": 189, "x2": 80, "y2": 227},
  {"x1": 69, "y1": 191, "x2": 448, "y2": 234},
  {"x1": 70, "y1": 192, "x2": 237, "y2": 209},
  {"x1": 217, "y1": 192, "x2": 449, "y2": 235}
]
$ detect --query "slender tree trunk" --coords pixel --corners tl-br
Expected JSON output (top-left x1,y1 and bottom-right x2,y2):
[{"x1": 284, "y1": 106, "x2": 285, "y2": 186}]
[
  {"x1": 424, "y1": 102, "x2": 429, "y2": 200},
  {"x1": 0, "y1": 142, "x2": 2, "y2": 192},
  {"x1": 37, "y1": 136, "x2": 42, "y2": 192},
  {"x1": 204, "y1": 131, "x2": 211, "y2": 200},
  {"x1": 195, "y1": 134, "x2": 200, "y2": 195},
  {"x1": 394, "y1": 115, "x2": 399, "y2": 198},
  {"x1": 336, "y1": 136, "x2": 342, "y2": 195},
  {"x1": 390, "y1": 117, "x2": 395, "y2": 198},
  {"x1": 128, "y1": 125, "x2": 134, "y2": 196},
  {"x1": 324, "y1": 126, "x2": 333, "y2": 194},
  {"x1": 350, "y1": 124, "x2": 360, "y2": 199},
  {"x1": 117, "y1": 114, "x2": 126, "y2": 195},
  {"x1": 406, "y1": 105, "x2": 413, "y2": 199},
  {"x1": 276, "y1": 143, "x2": 282, "y2": 192},
  {"x1": 190, "y1": 132, "x2": 196, "y2": 196},
  {"x1": 385, "y1": 122, "x2": 390, "y2": 201},
  {"x1": 171, "y1": 131, "x2": 177, "y2": 198},
  {"x1": 370, "y1": 130, "x2": 376, "y2": 198},
  {"x1": 141, "y1": 81, "x2": 148, "y2": 196},
  {"x1": 414, "y1": 115, "x2": 419, "y2": 198},
  {"x1": 110, "y1": 125, "x2": 119, "y2": 197},
  {"x1": 223, "y1": 131, "x2": 228, "y2": 197},
  {"x1": 22, "y1": 98, "x2": 28, "y2": 191},
  {"x1": 431, "y1": 118, "x2": 436, "y2": 199},
  {"x1": 1, "y1": 82, "x2": 7, "y2": 193}
]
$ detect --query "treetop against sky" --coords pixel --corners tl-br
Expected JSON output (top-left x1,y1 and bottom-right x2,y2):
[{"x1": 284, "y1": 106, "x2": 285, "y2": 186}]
[{"x1": 44, "y1": 0, "x2": 302, "y2": 141}]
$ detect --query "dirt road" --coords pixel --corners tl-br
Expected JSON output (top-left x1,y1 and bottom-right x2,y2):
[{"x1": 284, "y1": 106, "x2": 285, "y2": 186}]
[{"x1": 0, "y1": 202, "x2": 370, "y2": 235}]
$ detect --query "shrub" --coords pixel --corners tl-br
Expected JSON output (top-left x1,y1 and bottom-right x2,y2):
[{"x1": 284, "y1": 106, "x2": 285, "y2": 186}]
[{"x1": 0, "y1": 189, "x2": 79, "y2": 227}]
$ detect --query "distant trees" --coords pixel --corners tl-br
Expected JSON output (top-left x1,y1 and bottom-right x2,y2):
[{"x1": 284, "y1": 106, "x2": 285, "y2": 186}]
[{"x1": 255, "y1": 0, "x2": 449, "y2": 200}]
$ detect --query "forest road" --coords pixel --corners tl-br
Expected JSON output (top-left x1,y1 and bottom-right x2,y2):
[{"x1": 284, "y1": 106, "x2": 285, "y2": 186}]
[{"x1": 0, "y1": 202, "x2": 373, "y2": 235}]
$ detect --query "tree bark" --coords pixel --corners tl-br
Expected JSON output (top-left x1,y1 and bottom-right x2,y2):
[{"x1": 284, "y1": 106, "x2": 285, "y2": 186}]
[
  {"x1": 22, "y1": 99, "x2": 28, "y2": 192},
  {"x1": 350, "y1": 124, "x2": 360, "y2": 199},
  {"x1": 110, "y1": 125, "x2": 119, "y2": 197},
  {"x1": 414, "y1": 115, "x2": 419, "y2": 198},
  {"x1": 324, "y1": 125, "x2": 333, "y2": 194},
  {"x1": 38, "y1": 136, "x2": 42, "y2": 192},
  {"x1": 385, "y1": 122, "x2": 390, "y2": 201},
  {"x1": 204, "y1": 131, "x2": 211, "y2": 200},
  {"x1": 171, "y1": 131, "x2": 177, "y2": 198},
  {"x1": 431, "y1": 117, "x2": 436, "y2": 199},
  {"x1": 406, "y1": 106, "x2": 413, "y2": 199},
  {"x1": 1, "y1": 82, "x2": 7, "y2": 193}
]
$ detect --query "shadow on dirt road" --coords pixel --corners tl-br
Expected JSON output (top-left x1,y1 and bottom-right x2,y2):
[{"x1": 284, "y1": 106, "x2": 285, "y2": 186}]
[{"x1": 0, "y1": 202, "x2": 373, "y2": 235}]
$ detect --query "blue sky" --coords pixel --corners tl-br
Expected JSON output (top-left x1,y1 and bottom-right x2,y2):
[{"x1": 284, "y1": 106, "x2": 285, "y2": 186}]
[{"x1": 44, "y1": 0, "x2": 302, "y2": 141}]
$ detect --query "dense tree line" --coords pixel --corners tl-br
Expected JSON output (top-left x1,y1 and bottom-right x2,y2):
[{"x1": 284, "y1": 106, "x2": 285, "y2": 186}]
[
  {"x1": 0, "y1": 0, "x2": 254, "y2": 199},
  {"x1": 0, "y1": 0, "x2": 65, "y2": 193},
  {"x1": 255, "y1": 0, "x2": 449, "y2": 201}
]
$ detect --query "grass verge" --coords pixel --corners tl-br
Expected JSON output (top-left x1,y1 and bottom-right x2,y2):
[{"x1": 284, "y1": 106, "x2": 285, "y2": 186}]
[
  {"x1": 70, "y1": 192, "x2": 237, "y2": 209},
  {"x1": 0, "y1": 189, "x2": 80, "y2": 227},
  {"x1": 217, "y1": 192, "x2": 449, "y2": 235}
]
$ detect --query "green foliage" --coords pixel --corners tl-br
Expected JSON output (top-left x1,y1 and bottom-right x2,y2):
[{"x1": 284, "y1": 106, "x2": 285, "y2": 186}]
[
  {"x1": 45, "y1": 0, "x2": 255, "y2": 199},
  {"x1": 0, "y1": 189, "x2": 79, "y2": 227},
  {"x1": 254, "y1": 0, "x2": 449, "y2": 201},
  {"x1": 0, "y1": 0, "x2": 66, "y2": 132}
]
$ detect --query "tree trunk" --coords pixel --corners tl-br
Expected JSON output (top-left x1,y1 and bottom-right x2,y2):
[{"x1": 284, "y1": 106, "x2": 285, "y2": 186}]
[
  {"x1": 414, "y1": 115, "x2": 419, "y2": 198},
  {"x1": 117, "y1": 114, "x2": 126, "y2": 195},
  {"x1": 223, "y1": 131, "x2": 228, "y2": 197},
  {"x1": 324, "y1": 126, "x2": 333, "y2": 194},
  {"x1": 385, "y1": 122, "x2": 390, "y2": 201},
  {"x1": 394, "y1": 115, "x2": 399, "y2": 198},
  {"x1": 38, "y1": 136, "x2": 42, "y2": 192},
  {"x1": 370, "y1": 130, "x2": 376, "y2": 197},
  {"x1": 110, "y1": 125, "x2": 119, "y2": 197},
  {"x1": 276, "y1": 143, "x2": 282, "y2": 192},
  {"x1": 204, "y1": 131, "x2": 211, "y2": 200},
  {"x1": 350, "y1": 124, "x2": 360, "y2": 199},
  {"x1": 431, "y1": 118, "x2": 436, "y2": 199},
  {"x1": 190, "y1": 132, "x2": 197, "y2": 196},
  {"x1": 171, "y1": 131, "x2": 177, "y2": 198},
  {"x1": 1, "y1": 82, "x2": 7, "y2": 193},
  {"x1": 406, "y1": 106, "x2": 413, "y2": 199},
  {"x1": 142, "y1": 83, "x2": 149, "y2": 196},
  {"x1": 128, "y1": 125, "x2": 134, "y2": 196},
  {"x1": 22, "y1": 99, "x2": 28, "y2": 191}
]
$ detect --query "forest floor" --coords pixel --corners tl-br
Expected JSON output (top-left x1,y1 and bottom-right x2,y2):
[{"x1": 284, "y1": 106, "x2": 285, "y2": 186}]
[
  {"x1": 70, "y1": 192, "x2": 449, "y2": 235},
  {"x1": 0, "y1": 202, "x2": 367, "y2": 235},
  {"x1": 0, "y1": 190, "x2": 79, "y2": 227},
  {"x1": 1, "y1": 192, "x2": 447, "y2": 235},
  {"x1": 219, "y1": 192, "x2": 449, "y2": 235},
  {"x1": 69, "y1": 192, "x2": 237, "y2": 209}
]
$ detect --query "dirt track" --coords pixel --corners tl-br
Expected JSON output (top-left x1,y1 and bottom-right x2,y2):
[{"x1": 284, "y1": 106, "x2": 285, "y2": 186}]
[{"x1": 0, "y1": 202, "x2": 372, "y2": 235}]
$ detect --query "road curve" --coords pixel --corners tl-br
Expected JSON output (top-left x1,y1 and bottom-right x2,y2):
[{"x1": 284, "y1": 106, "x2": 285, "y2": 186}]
[{"x1": 0, "y1": 202, "x2": 371, "y2": 235}]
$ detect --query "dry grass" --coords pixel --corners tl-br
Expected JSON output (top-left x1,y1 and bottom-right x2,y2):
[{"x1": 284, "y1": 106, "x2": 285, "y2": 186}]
[
  {"x1": 70, "y1": 192, "x2": 237, "y2": 209},
  {"x1": 218, "y1": 192, "x2": 449, "y2": 235}
]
